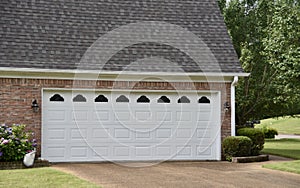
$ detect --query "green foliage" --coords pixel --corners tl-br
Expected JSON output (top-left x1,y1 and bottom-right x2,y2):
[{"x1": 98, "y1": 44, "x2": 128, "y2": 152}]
[
  {"x1": 222, "y1": 136, "x2": 253, "y2": 161},
  {"x1": 0, "y1": 124, "x2": 37, "y2": 162},
  {"x1": 220, "y1": 0, "x2": 300, "y2": 125},
  {"x1": 260, "y1": 125, "x2": 278, "y2": 138},
  {"x1": 237, "y1": 128, "x2": 265, "y2": 155}
]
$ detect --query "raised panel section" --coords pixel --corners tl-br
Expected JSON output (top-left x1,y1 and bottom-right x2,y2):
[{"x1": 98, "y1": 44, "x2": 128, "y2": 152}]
[
  {"x1": 155, "y1": 146, "x2": 171, "y2": 156},
  {"x1": 47, "y1": 129, "x2": 65, "y2": 140},
  {"x1": 135, "y1": 111, "x2": 151, "y2": 121},
  {"x1": 71, "y1": 129, "x2": 87, "y2": 140},
  {"x1": 72, "y1": 110, "x2": 88, "y2": 121},
  {"x1": 115, "y1": 129, "x2": 130, "y2": 138},
  {"x1": 93, "y1": 146, "x2": 109, "y2": 157},
  {"x1": 197, "y1": 146, "x2": 212, "y2": 156},
  {"x1": 156, "y1": 111, "x2": 171, "y2": 121},
  {"x1": 156, "y1": 129, "x2": 171, "y2": 138},
  {"x1": 47, "y1": 147, "x2": 65, "y2": 157},
  {"x1": 93, "y1": 111, "x2": 109, "y2": 121},
  {"x1": 135, "y1": 146, "x2": 151, "y2": 156},
  {"x1": 92, "y1": 128, "x2": 109, "y2": 139},
  {"x1": 176, "y1": 111, "x2": 191, "y2": 121},
  {"x1": 70, "y1": 147, "x2": 88, "y2": 158},
  {"x1": 136, "y1": 130, "x2": 151, "y2": 139},
  {"x1": 176, "y1": 146, "x2": 192, "y2": 156},
  {"x1": 114, "y1": 111, "x2": 130, "y2": 121},
  {"x1": 114, "y1": 147, "x2": 130, "y2": 157},
  {"x1": 197, "y1": 129, "x2": 211, "y2": 138},
  {"x1": 176, "y1": 129, "x2": 192, "y2": 138},
  {"x1": 47, "y1": 110, "x2": 65, "y2": 121}
]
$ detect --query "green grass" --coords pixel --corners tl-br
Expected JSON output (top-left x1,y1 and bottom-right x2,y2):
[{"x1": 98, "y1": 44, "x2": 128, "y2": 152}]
[
  {"x1": 0, "y1": 167, "x2": 100, "y2": 188},
  {"x1": 262, "y1": 138, "x2": 300, "y2": 174},
  {"x1": 263, "y1": 160, "x2": 300, "y2": 174},
  {"x1": 262, "y1": 139, "x2": 300, "y2": 159},
  {"x1": 256, "y1": 115, "x2": 300, "y2": 134}
]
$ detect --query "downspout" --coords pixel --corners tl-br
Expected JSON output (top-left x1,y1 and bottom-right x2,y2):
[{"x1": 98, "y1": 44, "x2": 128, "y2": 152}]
[{"x1": 231, "y1": 76, "x2": 239, "y2": 136}]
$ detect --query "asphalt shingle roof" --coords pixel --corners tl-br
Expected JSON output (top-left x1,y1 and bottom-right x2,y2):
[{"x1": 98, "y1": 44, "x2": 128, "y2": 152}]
[{"x1": 0, "y1": 0, "x2": 244, "y2": 73}]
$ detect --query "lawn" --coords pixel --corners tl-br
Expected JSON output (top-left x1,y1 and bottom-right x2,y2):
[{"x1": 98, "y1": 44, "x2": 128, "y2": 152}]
[
  {"x1": 0, "y1": 167, "x2": 100, "y2": 188},
  {"x1": 256, "y1": 115, "x2": 300, "y2": 135},
  {"x1": 262, "y1": 139, "x2": 300, "y2": 159},
  {"x1": 262, "y1": 138, "x2": 300, "y2": 174},
  {"x1": 263, "y1": 160, "x2": 300, "y2": 174}
]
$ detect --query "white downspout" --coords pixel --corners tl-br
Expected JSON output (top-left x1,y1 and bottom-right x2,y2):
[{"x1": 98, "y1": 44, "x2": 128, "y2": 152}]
[{"x1": 231, "y1": 76, "x2": 239, "y2": 136}]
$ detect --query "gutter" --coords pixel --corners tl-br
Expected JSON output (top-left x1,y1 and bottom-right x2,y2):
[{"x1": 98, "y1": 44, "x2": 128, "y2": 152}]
[{"x1": 231, "y1": 76, "x2": 239, "y2": 136}]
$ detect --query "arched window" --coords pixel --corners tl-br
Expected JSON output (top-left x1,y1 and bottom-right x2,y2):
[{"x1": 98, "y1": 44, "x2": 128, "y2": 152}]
[
  {"x1": 137, "y1": 95, "x2": 150, "y2": 103},
  {"x1": 50, "y1": 94, "x2": 64, "y2": 102},
  {"x1": 116, "y1": 95, "x2": 129, "y2": 103},
  {"x1": 157, "y1": 96, "x2": 170, "y2": 103},
  {"x1": 95, "y1": 95, "x2": 108, "y2": 102},
  {"x1": 198, "y1": 96, "x2": 210, "y2": 104},
  {"x1": 73, "y1": 94, "x2": 87, "y2": 102},
  {"x1": 178, "y1": 96, "x2": 190, "y2": 103}
]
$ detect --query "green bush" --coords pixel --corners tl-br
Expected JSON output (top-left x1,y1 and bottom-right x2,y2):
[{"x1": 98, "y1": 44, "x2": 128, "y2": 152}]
[
  {"x1": 237, "y1": 128, "x2": 265, "y2": 156},
  {"x1": 260, "y1": 126, "x2": 278, "y2": 138},
  {"x1": 0, "y1": 124, "x2": 37, "y2": 161},
  {"x1": 222, "y1": 136, "x2": 252, "y2": 161}
]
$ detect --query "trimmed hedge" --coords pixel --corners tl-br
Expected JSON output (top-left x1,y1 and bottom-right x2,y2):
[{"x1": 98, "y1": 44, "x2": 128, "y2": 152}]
[
  {"x1": 261, "y1": 126, "x2": 278, "y2": 138},
  {"x1": 237, "y1": 128, "x2": 265, "y2": 156},
  {"x1": 222, "y1": 136, "x2": 252, "y2": 161}
]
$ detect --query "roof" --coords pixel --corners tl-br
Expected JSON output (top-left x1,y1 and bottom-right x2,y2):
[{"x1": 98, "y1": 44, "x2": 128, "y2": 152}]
[{"x1": 0, "y1": 0, "x2": 244, "y2": 74}]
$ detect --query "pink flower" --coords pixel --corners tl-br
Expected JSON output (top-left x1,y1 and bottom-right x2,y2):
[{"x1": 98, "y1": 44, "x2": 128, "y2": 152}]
[{"x1": 2, "y1": 139, "x2": 9, "y2": 145}]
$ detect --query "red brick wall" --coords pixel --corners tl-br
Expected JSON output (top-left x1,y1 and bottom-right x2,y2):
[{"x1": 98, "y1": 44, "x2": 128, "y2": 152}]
[{"x1": 0, "y1": 78, "x2": 232, "y2": 157}]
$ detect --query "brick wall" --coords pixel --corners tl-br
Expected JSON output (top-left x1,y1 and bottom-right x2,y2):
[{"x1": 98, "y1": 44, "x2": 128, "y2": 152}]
[{"x1": 0, "y1": 78, "x2": 231, "y2": 157}]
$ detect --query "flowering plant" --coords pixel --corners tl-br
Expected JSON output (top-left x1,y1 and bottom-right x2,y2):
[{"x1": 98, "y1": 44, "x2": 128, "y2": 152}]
[{"x1": 0, "y1": 124, "x2": 37, "y2": 161}]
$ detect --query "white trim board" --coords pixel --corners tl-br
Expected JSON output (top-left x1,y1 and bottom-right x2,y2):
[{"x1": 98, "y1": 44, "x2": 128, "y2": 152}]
[{"x1": 0, "y1": 67, "x2": 250, "y2": 82}]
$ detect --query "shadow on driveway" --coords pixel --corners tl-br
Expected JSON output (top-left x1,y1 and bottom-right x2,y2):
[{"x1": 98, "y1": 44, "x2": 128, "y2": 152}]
[{"x1": 52, "y1": 156, "x2": 300, "y2": 188}]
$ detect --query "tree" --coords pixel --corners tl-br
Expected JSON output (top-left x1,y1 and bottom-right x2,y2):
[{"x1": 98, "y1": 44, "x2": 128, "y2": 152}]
[{"x1": 218, "y1": 0, "x2": 300, "y2": 125}]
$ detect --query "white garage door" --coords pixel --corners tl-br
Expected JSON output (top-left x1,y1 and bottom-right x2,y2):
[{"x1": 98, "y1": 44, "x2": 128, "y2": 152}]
[{"x1": 42, "y1": 90, "x2": 221, "y2": 162}]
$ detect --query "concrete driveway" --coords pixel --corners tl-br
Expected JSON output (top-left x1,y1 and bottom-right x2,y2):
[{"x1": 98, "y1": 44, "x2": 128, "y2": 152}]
[{"x1": 52, "y1": 156, "x2": 300, "y2": 188}]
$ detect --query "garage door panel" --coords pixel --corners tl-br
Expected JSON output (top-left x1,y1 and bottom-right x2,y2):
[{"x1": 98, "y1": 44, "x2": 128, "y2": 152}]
[
  {"x1": 46, "y1": 128, "x2": 66, "y2": 141},
  {"x1": 92, "y1": 128, "x2": 110, "y2": 139},
  {"x1": 114, "y1": 111, "x2": 131, "y2": 121},
  {"x1": 197, "y1": 146, "x2": 212, "y2": 156},
  {"x1": 70, "y1": 146, "x2": 89, "y2": 158},
  {"x1": 42, "y1": 90, "x2": 221, "y2": 162},
  {"x1": 156, "y1": 111, "x2": 172, "y2": 121},
  {"x1": 92, "y1": 146, "x2": 109, "y2": 157},
  {"x1": 135, "y1": 146, "x2": 152, "y2": 157},
  {"x1": 176, "y1": 146, "x2": 192, "y2": 157},
  {"x1": 46, "y1": 110, "x2": 66, "y2": 121},
  {"x1": 135, "y1": 129, "x2": 152, "y2": 139},
  {"x1": 72, "y1": 110, "x2": 89, "y2": 121},
  {"x1": 93, "y1": 110, "x2": 110, "y2": 121},
  {"x1": 114, "y1": 146, "x2": 130, "y2": 157},
  {"x1": 176, "y1": 128, "x2": 193, "y2": 138},
  {"x1": 176, "y1": 111, "x2": 192, "y2": 122},
  {"x1": 70, "y1": 129, "x2": 87, "y2": 140},
  {"x1": 155, "y1": 146, "x2": 172, "y2": 156},
  {"x1": 44, "y1": 146, "x2": 66, "y2": 158}
]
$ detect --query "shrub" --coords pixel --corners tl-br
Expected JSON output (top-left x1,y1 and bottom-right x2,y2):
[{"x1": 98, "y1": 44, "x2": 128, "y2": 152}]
[
  {"x1": 222, "y1": 136, "x2": 252, "y2": 161},
  {"x1": 237, "y1": 128, "x2": 265, "y2": 156},
  {"x1": 260, "y1": 126, "x2": 278, "y2": 138},
  {"x1": 0, "y1": 124, "x2": 37, "y2": 162}
]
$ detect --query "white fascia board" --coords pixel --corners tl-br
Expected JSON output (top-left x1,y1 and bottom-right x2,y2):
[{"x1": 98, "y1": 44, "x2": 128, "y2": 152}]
[{"x1": 0, "y1": 67, "x2": 250, "y2": 82}]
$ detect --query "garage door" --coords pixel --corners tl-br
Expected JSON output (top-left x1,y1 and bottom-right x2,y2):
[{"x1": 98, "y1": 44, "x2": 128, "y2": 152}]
[{"x1": 42, "y1": 90, "x2": 221, "y2": 162}]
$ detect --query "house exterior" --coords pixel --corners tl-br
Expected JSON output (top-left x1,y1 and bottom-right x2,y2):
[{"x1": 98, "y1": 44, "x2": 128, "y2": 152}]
[{"x1": 0, "y1": 0, "x2": 248, "y2": 162}]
